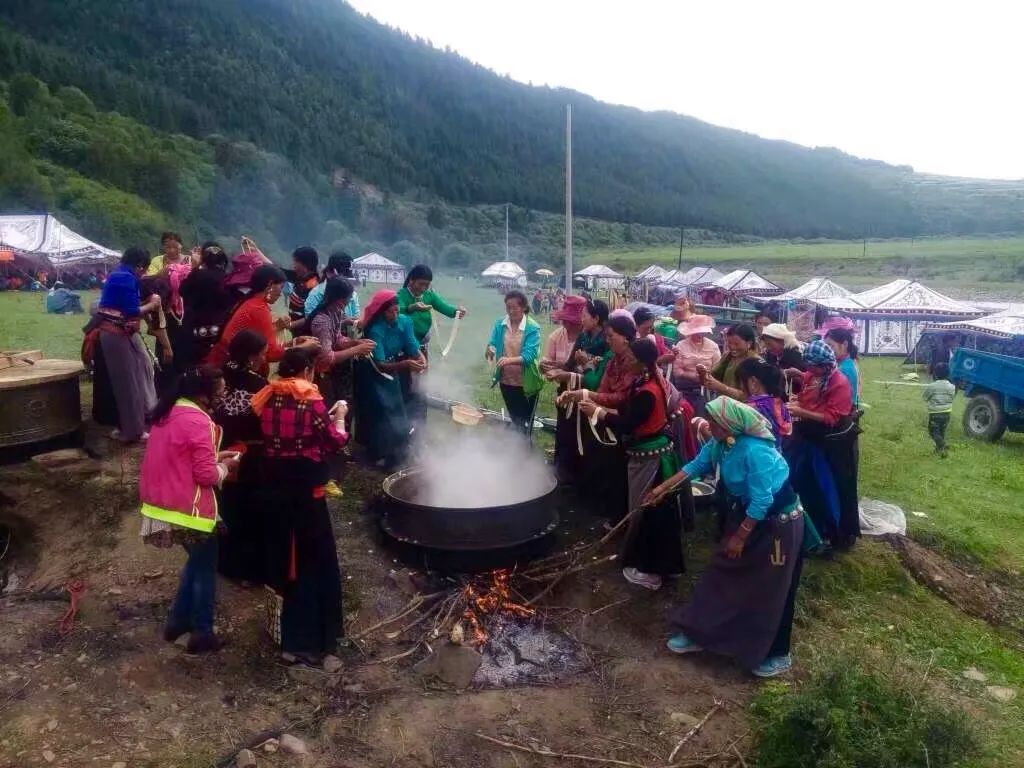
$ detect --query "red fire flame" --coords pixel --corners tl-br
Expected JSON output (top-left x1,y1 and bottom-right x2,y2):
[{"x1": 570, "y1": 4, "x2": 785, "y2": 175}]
[{"x1": 461, "y1": 569, "x2": 534, "y2": 646}]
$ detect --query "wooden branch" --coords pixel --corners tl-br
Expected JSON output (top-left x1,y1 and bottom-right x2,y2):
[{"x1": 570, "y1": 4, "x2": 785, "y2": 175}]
[
  {"x1": 667, "y1": 700, "x2": 723, "y2": 762},
  {"x1": 351, "y1": 591, "x2": 447, "y2": 640},
  {"x1": 525, "y1": 555, "x2": 618, "y2": 606},
  {"x1": 474, "y1": 732, "x2": 652, "y2": 768}
]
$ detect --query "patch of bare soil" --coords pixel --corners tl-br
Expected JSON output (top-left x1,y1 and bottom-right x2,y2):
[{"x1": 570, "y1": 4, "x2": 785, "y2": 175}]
[
  {"x1": 1, "y1": 434, "x2": 756, "y2": 768},
  {"x1": 889, "y1": 534, "x2": 1024, "y2": 637}
]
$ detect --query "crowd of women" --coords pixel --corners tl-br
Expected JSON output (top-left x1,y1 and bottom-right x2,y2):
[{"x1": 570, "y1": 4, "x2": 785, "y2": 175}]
[
  {"x1": 88, "y1": 236, "x2": 464, "y2": 669},
  {"x1": 89, "y1": 237, "x2": 860, "y2": 677},
  {"x1": 539, "y1": 294, "x2": 862, "y2": 677}
]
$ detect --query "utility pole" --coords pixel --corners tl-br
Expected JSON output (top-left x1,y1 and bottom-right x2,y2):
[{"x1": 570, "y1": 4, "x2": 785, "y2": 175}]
[
  {"x1": 564, "y1": 104, "x2": 573, "y2": 295},
  {"x1": 678, "y1": 226, "x2": 684, "y2": 271}
]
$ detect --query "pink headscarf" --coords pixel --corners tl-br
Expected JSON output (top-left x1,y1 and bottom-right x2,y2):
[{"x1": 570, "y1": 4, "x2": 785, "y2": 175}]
[{"x1": 361, "y1": 289, "x2": 398, "y2": 329}]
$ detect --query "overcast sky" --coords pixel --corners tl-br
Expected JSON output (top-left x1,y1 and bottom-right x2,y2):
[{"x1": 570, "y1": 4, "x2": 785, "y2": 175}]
[{"x1": 346, "y1": 0, "x2": 1022, "y2": 180}]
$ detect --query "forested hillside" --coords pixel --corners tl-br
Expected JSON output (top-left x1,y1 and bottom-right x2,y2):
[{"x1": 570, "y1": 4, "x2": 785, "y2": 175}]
[{"x1": 2, "y1": 0, "x2": 1023, "y2": 243}]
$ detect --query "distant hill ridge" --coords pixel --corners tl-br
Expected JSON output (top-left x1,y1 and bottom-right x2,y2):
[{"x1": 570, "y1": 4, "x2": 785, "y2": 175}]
[{"x1": 1, "y1": 0, "x2": 1023, "y2": 238}]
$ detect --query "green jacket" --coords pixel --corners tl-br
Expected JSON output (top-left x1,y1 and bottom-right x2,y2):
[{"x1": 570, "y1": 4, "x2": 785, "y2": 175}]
[{"x1": 396, "y1": 286, "x2": 458, "y2": 342}]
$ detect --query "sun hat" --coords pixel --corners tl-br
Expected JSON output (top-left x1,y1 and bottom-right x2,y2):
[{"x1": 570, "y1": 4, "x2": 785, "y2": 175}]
[
  {"x1": 677, "y1": 314, "x2": 715, "y2": 336},
  {"x1": 552, "y1": 294, "x2": 586, "y2": 324},
  {"x1": 761, "y1": 323, "x2": 800, "y2": 348}
]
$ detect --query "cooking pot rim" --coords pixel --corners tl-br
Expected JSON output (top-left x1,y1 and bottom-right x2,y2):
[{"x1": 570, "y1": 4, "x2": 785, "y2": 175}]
[{"x1": 382, "y1": 465, "x2": 558, "y2": 511}]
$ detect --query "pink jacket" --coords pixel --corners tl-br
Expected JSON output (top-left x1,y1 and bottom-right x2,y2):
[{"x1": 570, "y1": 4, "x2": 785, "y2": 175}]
[{"x1": 139, "y1": 400, "x2": 223, "y2": 533}]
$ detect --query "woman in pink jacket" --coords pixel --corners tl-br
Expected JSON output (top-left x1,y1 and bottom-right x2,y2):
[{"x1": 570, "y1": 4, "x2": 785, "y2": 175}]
[{"x1": 139, "y1": 366, "x2": 239, "y2": 653}]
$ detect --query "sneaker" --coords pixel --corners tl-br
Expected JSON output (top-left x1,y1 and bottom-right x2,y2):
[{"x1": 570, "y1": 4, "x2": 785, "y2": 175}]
[
  {"x1": 324, "y1": 480, "x2": 344, "y2": 499},
  {"x1": 666, "y1": 633, "x2": 703, "y2": 654},
  {"x1": 622, "y1": 567, "x2": 662, "y2": 591},
  {"x1": 752, "y1": 654, "x2": 793, "y2": 678}
]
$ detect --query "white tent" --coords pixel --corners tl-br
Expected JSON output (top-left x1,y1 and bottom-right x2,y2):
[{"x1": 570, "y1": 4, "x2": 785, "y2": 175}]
[
  {"x1": 709, "y1": 269, "x2": 782, "y2": 297},
  {"x1": 353, "y1": 252, "x2": 405, "y2": 285},
  {"x1": 481, "y1": 261, "x2": 526, "y2": 279},
  {"x1": 481, "y1": 260, "x2": 527, "y2": 287},
  {"x1": 0, "y1": 214, "x2": 119, "y2": 268},
  {"x1": 662, "y1": 265, "x2": 725, "y2": 288},
  {"x1": 752, "y1": 276, "x2": 853, "y2": 304},
  {"x1": 634, "y1": 265, "x2": 668, "y2": 282},
  {"x1": 750, "y1": 277, "x2": 856, "y2": 340},
  {"x1": 575, "y1": 264, "x2": 625, "y2": 290},
  {"x1": 821, "y1": 279, "x2": 983, "y2": 355},
  {"x1": 924, "y1": 305, "x2": 1024, "y2": 340}
]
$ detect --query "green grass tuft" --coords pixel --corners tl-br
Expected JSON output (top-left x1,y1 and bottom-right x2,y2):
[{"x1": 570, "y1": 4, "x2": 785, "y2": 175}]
[{"x1": 751, "y1": 663, "x2": 980, "y2": 768}]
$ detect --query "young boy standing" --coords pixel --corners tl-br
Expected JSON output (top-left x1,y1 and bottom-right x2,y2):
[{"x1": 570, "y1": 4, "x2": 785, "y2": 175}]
[{"x1": 922, "y1": 362, "x2": 956, "y2": 456}]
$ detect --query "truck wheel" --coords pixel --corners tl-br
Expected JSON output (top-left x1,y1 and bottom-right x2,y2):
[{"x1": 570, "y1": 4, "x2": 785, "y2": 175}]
[{"x1": 962, "y1": 394, "x2": 1006, "y2": 441}]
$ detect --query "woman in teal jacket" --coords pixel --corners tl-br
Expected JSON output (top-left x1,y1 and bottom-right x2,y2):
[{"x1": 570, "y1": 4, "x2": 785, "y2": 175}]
[{"x1": 485, "y1": 290, "x2": 542, "y2": 433}]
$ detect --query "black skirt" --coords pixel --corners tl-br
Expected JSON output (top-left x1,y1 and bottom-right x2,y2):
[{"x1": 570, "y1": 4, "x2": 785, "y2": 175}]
[{"x1": 258, "y1": 457, "x2": 344, "y2": 655}]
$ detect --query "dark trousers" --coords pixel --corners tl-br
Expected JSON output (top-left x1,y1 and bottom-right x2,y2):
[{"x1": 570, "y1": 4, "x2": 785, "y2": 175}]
[
  {"x1": 767, "y1": 550, "x2": 804, "y2": 658},
  {"x1": 928, "y1": 412, "x2": 951, "y2": 451},
  {"x1": 499, "y1": 384, "x2": 538, "y2": 434},
  {"x1": 169, "y1": 535, "x2": 218, "y2": 635}
]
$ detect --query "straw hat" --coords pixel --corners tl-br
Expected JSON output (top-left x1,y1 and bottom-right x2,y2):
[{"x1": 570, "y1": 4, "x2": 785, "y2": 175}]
[{"x1": 677, "y1": 314, "x2": 715, "y2": 336}]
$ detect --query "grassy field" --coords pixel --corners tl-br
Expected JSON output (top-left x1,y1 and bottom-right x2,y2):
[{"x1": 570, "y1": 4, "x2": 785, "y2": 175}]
[
  {"x1": 582, "y1": 235, "x2": 1024, "y2": 296},
  {"x1": 4, "y1": 280, "x2": 1024, "y2": 764}
]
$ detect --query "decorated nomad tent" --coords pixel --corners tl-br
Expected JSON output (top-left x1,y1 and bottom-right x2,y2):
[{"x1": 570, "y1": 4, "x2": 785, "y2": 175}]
[
  {"x1": 752, "y1": 277, "x2": 855, "y2": 340},
  {"x1": 635, "y1": 265, "x2": 668, "y2": 282},
  {"x1": 701, "y1": 269, "x2": 782, "y2": 306},
  {"x1": 650, "y1": 266, "x2": 725, "y2": 303},
  {"x1": 353, "y1": 252, "x2": 405, "y2": 285},
  {"x1": 914, "y1": 305, "x2": 1024, "y2": 359},
  {"x1": 818, "y1": 279, "x2": 983, "y2": 355},
  {"x1": 574, "y1": 264, "x2": 625, "y2": 290},
  {"x1": 0, "y1": 214, "x2": 119, "y2": 272}
]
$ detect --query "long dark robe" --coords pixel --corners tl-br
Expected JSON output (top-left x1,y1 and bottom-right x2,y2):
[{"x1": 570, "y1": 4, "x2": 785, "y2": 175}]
[
  {"x1": 606, "y1": 379, "x2": 686, "y2": 576},
  {"x1": 670, "y1": 484, "x2": 804, "y2": 668},
  {"x1": 352, "y1": 357, "x2": 411, "y2": 467},
  {"x1": 213, "y1": 364, "x2": 268, "y2": 582},
  {"x1": 553, "y1": 330, "x2": 609, "y2": 485},
  {"x1": 90, "y1": 334, "x2": 118, "y2": 427},
  {"x1": 785, "y1": 419, "x2": 859, "y2": 544},
  {"x1": 259, "y1": 457, "x2": 343, "y2": 655}
]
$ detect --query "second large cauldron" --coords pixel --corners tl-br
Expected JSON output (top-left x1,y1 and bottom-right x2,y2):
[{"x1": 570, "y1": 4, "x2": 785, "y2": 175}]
[{"x1": 379, "y1": 466, "x2": 559, "y2": 554}]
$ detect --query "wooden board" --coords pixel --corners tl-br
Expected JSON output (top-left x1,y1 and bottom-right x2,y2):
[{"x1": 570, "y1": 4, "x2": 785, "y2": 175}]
[
  {"x1": 0, "y1": 358, "x2": 84, "y2": 390},
  {"x1": 0, "y1": 350, "x2": 44, "y2": 371}
]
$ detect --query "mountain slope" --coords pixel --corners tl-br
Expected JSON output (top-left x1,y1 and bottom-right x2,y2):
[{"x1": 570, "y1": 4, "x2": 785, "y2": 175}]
[{"x1": 1, "y1": 0, "x2": 1022, "y2": 238}]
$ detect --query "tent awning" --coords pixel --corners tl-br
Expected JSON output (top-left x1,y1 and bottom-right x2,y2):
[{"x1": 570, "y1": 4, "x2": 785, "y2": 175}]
[
  {"x1": 353, "y1": 252, "x2": 403, "y2": 268},
  {"x1": 923, "y1": 307, "x2": 1024, "y2": 339},
  {"x1": 710, "y1": 269, "x2": 782, "y2": 296},
  {"x1": 752, "y1": 276, "x2": 853, "y2": 304},
  {"x1": 0, "y1": 214, "x2": 119, "y2": 267},
  {"x1": 574, "y1": 264, "x2": 623, "y2": 278},
  {"x1": 835, "y1": 279, "x2": 982, "y2": 317}
]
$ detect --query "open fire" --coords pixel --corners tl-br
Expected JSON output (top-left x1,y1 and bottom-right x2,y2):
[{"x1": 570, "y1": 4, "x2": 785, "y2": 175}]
[{"x1": 459, "y1": 569, "x2": 534, "y2": 646}]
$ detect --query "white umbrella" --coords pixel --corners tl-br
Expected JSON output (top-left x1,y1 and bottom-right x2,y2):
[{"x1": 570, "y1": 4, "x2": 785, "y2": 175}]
[{"x1": 535, "y1": 268, "x2": 555, "y2": 277}]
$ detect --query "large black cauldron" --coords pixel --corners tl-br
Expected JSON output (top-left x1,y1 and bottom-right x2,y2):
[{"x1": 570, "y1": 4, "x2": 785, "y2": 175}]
[{"x1": 378, "y1": 467, "x2": 560, "y2": 571}]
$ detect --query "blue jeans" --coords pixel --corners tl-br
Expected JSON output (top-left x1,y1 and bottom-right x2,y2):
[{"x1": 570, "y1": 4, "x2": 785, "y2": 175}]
[{"x1": 168, "y1": 535, "x2": 218, "y2": 634}]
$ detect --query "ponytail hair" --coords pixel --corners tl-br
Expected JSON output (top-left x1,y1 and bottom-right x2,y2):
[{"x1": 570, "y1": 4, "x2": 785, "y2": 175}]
[
  {"x1": 278, "y1": 347, "x2": 317, "y2": 378},
  {"x1": 150, "y1": 366, "x2": 223, "y2": 425},
  {"x1": 825, "y1": 328, "x2": 859, "y2": 360},
  {"x1": 736, "y1": 358, "x2": 787, "y2": 399}
]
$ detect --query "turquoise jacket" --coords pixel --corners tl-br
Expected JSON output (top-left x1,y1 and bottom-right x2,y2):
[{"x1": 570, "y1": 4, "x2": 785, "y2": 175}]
[
  {"x1": 682, "y1": 434, "x2": 791, "y2": 520},
  {"x1": 488, "y1": 315, "x2": 542, "y2": 393}
]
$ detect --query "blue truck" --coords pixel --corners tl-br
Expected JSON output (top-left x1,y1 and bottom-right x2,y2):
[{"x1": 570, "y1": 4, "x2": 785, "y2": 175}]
[{"x1": 949, "y1": 349, "x2": 1024, "y2": 441}]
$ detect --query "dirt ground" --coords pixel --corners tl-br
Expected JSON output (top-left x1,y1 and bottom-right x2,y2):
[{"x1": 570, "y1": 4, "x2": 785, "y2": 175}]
[{"x1": 0, "y1": 426, "x2": 759, "y2": 768}]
